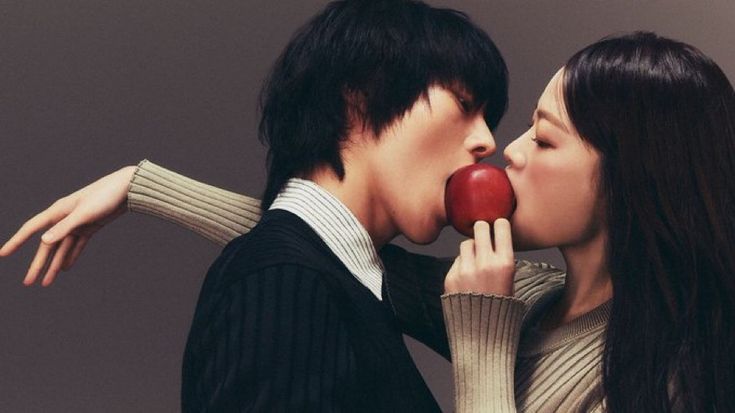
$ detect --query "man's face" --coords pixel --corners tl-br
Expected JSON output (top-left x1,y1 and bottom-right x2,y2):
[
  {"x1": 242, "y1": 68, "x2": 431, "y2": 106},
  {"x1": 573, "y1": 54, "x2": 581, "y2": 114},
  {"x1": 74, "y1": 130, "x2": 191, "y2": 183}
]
[{"x1": 364, "y1": 85, "x2": 496, "y2": 244}]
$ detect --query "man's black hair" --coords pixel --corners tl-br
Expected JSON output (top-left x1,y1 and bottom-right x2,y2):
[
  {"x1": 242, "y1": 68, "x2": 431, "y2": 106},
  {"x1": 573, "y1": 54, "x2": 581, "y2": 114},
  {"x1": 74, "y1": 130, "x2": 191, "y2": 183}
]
[{"x1": 258, "y1": 0, "x2": 508, "y2": 208}]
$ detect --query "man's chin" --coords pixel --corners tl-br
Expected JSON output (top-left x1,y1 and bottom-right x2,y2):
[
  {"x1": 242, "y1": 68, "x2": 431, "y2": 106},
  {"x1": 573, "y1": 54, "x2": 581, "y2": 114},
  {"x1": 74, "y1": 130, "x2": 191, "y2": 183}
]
[{"x1": 404, "y1": 226, "x2": 442, "y2": 246}]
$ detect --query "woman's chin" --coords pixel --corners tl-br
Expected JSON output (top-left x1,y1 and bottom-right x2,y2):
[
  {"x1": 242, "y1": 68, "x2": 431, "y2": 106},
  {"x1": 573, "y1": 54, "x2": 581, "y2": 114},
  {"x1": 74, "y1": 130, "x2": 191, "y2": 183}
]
[{"x1": 510, "y1": 226, "x2": 547, "y2": 251}]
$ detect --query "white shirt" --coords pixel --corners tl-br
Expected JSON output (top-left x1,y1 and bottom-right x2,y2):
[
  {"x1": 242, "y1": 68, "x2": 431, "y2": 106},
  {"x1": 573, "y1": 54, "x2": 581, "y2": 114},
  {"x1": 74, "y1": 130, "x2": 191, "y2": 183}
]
[{"x1": 269, "y1": 178, "x2": 385, "y2": 300}]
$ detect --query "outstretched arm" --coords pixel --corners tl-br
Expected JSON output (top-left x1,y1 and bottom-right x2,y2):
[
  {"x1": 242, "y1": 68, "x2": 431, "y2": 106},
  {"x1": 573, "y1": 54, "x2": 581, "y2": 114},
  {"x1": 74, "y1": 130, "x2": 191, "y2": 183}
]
[
  {"x1": 0, "y1": 166, "x2": 136, "y2": 285},
  {"x1": 127, "y1": 159, "x2": 261, "y2": 246},
  {"x1": 0, "y1": 159, "x2": 262, "y2": 285}
]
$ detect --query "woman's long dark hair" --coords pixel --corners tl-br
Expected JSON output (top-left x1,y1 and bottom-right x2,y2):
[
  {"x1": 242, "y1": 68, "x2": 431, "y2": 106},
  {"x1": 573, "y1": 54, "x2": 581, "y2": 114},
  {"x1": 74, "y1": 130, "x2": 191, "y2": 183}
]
[{"x1": 564, "y1": 32, "x2": 735, "y2": 412}]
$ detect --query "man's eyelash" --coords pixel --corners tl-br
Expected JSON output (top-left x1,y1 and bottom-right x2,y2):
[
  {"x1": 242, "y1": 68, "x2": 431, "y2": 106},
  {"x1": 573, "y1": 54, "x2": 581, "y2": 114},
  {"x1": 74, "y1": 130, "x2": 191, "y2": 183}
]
[{"x1": 458, "y1": 96, "x2": 472, "y2": 112}]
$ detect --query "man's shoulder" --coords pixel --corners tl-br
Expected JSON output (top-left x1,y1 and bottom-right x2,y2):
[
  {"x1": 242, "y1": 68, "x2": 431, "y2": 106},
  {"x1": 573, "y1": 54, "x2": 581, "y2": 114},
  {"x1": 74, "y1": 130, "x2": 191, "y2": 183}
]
[
  {"x1": 223, "y1": 209, "x2": 330, "y2": 267},
  {"x1": 202, "y1": 209, "x2": 341, "y2": 294},
  {"x1": 196, "y1": 241, "x2": 336, "y2": 321}
]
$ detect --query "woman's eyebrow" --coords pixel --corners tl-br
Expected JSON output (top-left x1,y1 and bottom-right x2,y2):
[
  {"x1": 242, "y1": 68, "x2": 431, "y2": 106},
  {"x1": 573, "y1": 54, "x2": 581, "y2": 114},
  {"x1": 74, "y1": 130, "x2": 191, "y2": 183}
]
[{"x1": 536, "y1": 108, "x2": 570, "y2": 133}]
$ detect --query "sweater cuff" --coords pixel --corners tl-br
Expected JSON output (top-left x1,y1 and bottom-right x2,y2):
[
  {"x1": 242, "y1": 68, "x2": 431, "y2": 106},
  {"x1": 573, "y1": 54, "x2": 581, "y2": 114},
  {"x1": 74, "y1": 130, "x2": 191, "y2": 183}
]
[
  {"x1": 442, "y1": 293, "x2": 525, "y2": 413},
  {"x1": 127, "y1": 159, "x2": 263, "y2": 246}
]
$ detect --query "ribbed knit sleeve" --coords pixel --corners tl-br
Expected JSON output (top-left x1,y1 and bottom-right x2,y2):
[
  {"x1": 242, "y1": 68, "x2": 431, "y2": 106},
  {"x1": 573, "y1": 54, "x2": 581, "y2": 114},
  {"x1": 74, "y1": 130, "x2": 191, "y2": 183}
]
[
  {"x1": 182, "y1": 261, "x2": 356, "y2": 412},
  {"x1": 127, "y1": 159, "x2": 262, "y2": 246},
  {"x1": 442, "y1": 293, "x2": 526, "y2": 413}
]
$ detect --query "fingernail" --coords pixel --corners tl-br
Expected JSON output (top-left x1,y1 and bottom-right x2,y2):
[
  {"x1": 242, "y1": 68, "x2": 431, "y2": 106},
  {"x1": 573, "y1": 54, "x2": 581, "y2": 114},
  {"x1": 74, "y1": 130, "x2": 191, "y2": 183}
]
[{"x1": 42, "y1": 232, "x2": 54, "y2": 243}]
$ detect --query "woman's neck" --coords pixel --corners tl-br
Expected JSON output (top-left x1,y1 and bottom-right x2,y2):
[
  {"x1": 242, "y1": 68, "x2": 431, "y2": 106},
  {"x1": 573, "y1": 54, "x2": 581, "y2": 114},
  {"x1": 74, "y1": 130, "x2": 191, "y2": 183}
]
[{"x1": 543, "y1": 229, "x2": 612, "y2": 329}]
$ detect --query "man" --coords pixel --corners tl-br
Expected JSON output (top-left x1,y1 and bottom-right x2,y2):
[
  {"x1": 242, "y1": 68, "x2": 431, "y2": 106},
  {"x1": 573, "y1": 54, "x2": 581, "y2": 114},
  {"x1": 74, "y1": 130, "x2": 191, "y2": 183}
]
[{"x1": 179, "y1": 0, "x2": 506, "y2": 411}]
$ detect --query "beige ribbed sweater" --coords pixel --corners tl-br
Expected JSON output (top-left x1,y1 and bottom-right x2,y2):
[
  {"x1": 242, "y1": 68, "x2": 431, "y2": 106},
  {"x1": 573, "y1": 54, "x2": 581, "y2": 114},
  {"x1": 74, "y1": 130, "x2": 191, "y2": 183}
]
[{"x1": 128, "y1": 159, "x2": 608, "y2": 412}]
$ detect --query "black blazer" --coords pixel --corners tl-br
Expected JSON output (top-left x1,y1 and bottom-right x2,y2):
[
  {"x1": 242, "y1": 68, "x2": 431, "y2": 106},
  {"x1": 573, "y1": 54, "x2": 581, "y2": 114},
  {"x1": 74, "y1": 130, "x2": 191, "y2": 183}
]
[{"x1": 181, "y1": 209, "x2": 442, "y2": 412}]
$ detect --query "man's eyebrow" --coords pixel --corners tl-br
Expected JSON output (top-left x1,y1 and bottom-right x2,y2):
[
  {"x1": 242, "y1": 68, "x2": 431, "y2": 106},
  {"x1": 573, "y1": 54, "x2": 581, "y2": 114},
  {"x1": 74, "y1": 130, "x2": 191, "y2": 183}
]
[{"x1": 536, "y1": 108, "x2": 570, "y2": 133}]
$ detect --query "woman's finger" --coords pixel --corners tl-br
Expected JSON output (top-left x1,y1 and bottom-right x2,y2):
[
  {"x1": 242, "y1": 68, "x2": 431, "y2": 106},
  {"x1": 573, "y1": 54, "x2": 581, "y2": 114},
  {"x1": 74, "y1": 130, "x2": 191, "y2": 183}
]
[
  {"x1": 492, "y1": 218, "x2": 513, "y2": 258},
  {"x1": 41, "y1": 208, "x2": 91, "y2": 244},
  {"x1": 42, "y1": 236, "x2": 76, "y2": 286},
  {"x1": 23, "y1": 241, "x2": 57, "y2": 285},
  {"x1": 62, "y1": 235, "x2": 90, "y2": 270},
  {"x1": 472, "y1": 220, "x2": 492, "y2": 264},
  {"x1": 444, "y1": 256, "x2": 461, "y2": 293},
  {"x1": 0, "y1": 196, "x2": 77, "y2": 255},
  {"x1": 60, "y1": 236, "x2": 81, "y2": 271},
  {"x1": 459, "y1": 239, "x2": 475, "y2": 275},
  {"x1": 0, "y1": 211, "x2": 56, "y2": 256}
]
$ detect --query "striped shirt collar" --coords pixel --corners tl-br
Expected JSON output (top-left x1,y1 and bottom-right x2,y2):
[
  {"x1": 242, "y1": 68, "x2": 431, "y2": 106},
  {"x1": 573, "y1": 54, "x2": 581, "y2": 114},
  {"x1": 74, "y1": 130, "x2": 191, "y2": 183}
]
[{"x1": 269, "y1": 178, "x2": 385, "y2": 300}]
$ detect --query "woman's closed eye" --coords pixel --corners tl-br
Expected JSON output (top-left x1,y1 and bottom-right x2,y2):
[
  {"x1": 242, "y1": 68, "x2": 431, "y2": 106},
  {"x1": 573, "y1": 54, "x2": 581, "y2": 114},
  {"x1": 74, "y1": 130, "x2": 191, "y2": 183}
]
[
  {"x1": 531, "y1": 136, "x2": 552, "y2": 149},
  {"x1": 527, "y1": 122, "x2": 553, "y2": 149}
]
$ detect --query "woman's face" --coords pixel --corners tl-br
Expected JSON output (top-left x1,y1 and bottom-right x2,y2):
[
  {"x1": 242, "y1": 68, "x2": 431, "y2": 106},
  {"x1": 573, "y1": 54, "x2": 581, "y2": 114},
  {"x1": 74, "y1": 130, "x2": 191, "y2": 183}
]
[{"x1": 503, "y1": 69, "x2": 604, "y2": 251}]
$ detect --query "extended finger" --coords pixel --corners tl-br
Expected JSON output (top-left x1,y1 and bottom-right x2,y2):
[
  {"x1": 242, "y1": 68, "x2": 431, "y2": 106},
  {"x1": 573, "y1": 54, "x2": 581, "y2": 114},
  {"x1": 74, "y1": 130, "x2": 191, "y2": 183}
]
[
  {"x1": 1, "y1": 196, "x2": 77, "y2": 254},
  {"x1": 60, "y1": 236, "x2": 81, "y2": 270},
  {"x1": 23, "y1": 241, "x2": 56, "y2": 285},
  {"x1": 444, "y1": 256, "x2": 461, "y2": 293},
  {"x1": 459, "y1": 239, "x2": 475, "y2": 274},
  {"x1": 473, "y1": 220, "x2": 492, "y2": 256},
  {"x1": 41, "y1": 209, "x2": 89, "y2": 244},
  {"x1": 62, "y1": 235, "x2": 90, "y2": 270},
  {"x1": 0, "y1": 211, "x2": 56, "y2": 256},
  {"x1": 492, "y1": 218, "x2": 513, "y2": 258},
  {"x1": 42, "y1": 236, "x2": 76, "y2": 286}
]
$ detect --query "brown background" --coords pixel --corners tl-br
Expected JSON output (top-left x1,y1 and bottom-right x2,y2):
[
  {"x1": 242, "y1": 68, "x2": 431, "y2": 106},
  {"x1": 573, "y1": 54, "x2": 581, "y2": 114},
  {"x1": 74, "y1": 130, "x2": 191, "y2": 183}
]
[{"x1": 1, "y1": 1, "x2": 734, "y2": 411}]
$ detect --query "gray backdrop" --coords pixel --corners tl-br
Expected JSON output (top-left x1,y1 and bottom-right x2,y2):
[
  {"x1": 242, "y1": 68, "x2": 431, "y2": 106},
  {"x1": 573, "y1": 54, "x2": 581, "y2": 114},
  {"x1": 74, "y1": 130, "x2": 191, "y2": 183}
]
[{"x1": 1, "y1": 1, "x2": 733, "y2": 411}]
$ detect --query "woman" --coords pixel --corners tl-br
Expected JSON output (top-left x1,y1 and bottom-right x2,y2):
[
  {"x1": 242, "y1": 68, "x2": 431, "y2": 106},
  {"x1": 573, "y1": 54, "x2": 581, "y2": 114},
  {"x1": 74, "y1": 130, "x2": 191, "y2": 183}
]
[{"x1": 3, "y1": 32, "x2": 734, "y2": 411}]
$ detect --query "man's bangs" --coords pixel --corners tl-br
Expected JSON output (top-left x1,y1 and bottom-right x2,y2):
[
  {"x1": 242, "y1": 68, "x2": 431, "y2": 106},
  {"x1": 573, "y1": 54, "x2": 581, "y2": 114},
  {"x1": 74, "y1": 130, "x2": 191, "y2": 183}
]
[{"x1": 418, "y1": 10, "x2": 508, "y2": 130}]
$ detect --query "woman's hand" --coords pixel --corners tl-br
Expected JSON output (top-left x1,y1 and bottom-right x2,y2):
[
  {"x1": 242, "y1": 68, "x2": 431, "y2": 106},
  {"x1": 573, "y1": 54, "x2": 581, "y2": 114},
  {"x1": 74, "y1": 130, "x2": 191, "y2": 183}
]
[
  {"x1": 0, "y1": 166, "x2": 137, "y2": 286},
  {"x1": 444, "y1": 219, "x2": 515, "y2": 296}
]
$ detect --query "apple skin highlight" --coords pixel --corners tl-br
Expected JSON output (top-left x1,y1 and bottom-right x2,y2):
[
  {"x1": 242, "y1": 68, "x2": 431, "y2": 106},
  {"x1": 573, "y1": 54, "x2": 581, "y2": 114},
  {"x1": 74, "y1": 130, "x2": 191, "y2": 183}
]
[{"x1": 444, "y1": 164, "x2": 516, "y2": 237}]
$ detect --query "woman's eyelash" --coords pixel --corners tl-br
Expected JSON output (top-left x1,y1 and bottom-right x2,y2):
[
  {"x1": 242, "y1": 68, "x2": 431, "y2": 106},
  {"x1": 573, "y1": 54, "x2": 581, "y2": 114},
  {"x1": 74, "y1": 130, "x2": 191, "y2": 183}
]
[
  {"x1": 531, "y1": 137, "x2": 551, "y2": 148},
  {"x1": 527, "y1": 122, "x2": 551, "y2": 148}
]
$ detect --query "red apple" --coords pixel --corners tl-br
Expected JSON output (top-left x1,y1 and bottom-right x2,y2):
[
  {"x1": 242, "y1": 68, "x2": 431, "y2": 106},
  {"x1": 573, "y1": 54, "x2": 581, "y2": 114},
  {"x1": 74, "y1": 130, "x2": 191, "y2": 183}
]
[{"x1": 445, "y1": 164, "x2": 516, "y2": 237}]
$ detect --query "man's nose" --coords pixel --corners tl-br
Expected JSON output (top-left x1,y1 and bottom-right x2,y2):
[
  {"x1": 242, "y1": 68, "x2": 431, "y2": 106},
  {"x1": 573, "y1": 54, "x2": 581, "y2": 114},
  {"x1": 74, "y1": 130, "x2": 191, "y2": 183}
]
[{"x1": 468, "y1": 119, "x2": 496, "y2": 160}]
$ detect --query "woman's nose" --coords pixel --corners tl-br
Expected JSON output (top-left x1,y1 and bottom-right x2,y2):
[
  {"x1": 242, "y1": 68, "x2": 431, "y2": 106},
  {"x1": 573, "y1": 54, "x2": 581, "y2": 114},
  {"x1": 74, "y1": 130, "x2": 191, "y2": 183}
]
[{"x1": 503, "y1": 136, "x2": 526, "y2": 169}]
